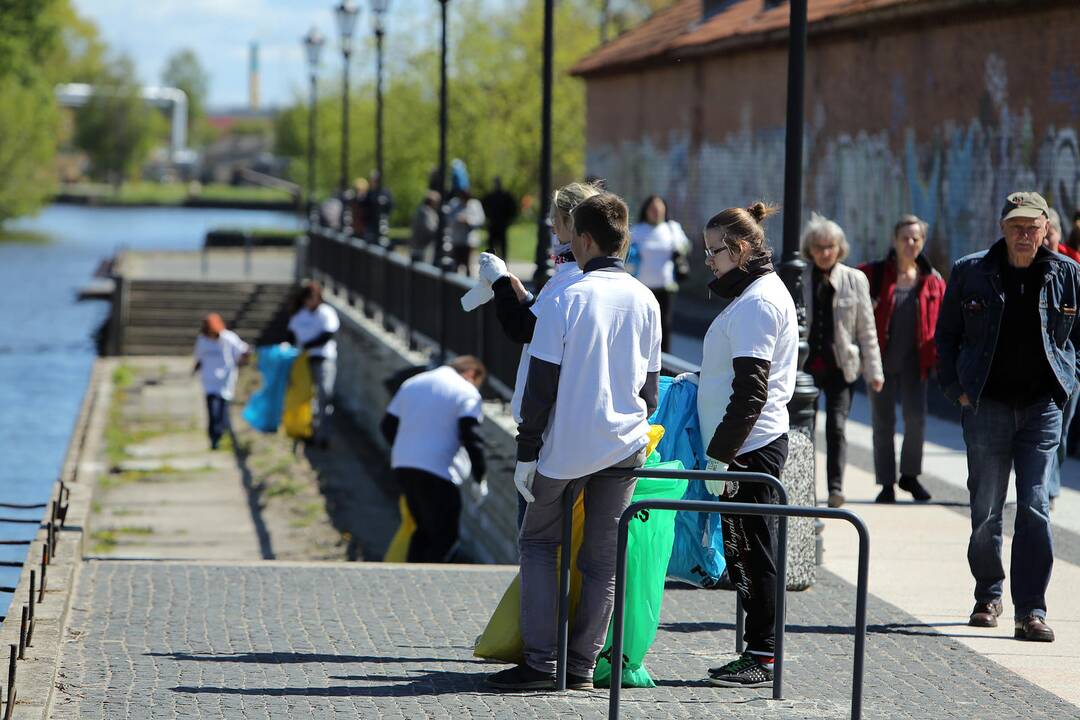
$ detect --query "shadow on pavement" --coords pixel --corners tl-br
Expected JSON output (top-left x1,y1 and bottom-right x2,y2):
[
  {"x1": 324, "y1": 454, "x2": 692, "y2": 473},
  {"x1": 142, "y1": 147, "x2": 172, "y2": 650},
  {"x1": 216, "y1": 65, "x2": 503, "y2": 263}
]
[{"x1": 149, "y1": 651, "x2": 489, "y2": 665}]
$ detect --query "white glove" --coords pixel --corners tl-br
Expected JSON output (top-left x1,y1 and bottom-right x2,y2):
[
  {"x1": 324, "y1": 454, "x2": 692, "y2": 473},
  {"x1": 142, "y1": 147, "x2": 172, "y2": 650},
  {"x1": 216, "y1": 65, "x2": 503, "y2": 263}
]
[
  {"x1": 468, "y1": 478, "x2": 489, "y2": 503},
  {"x1": 674, "y1": 372, "x2": 698, "y2": 386},
  {"x1": 478, "y1": 252, "x2": 508, "y2": 285},
  {"x1": 514, "y1": 460, "x2": 537, "y2": 503},
  {"x1": 704, "y1": 457, "x2": 738, "y2": 498}
]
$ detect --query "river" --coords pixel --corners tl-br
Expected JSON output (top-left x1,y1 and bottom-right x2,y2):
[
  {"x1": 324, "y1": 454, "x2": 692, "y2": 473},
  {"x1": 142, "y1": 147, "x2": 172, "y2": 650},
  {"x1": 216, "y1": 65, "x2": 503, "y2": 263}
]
[{"x1": 0, "y1": 204, "x2": 301, "y2": 610}]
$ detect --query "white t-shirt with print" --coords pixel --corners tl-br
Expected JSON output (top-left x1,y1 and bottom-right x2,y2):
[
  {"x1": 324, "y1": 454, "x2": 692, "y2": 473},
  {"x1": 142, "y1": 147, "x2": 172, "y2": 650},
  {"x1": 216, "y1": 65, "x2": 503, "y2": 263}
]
[
  {"x1": 527, "y1": 269, "x2": 662, "y2": 480},
  {"x1": 698, "y1": 272, "x2": 798, "y2": 458},
  {"x1": 509, "y1": 261, "x2": 583, "y2": 423},
  {"x1": 387, "y1": 365, "x2": 484, "y2": 484},
  {"x1": 629, "y1": 220, "x2": 691, "y2": 289},
  {"x1": 288, "y1": 303, "x2": 341, "y2": 359},
  {"x1": 194, "y1": 329, "x2": 249, "y2": 400}
]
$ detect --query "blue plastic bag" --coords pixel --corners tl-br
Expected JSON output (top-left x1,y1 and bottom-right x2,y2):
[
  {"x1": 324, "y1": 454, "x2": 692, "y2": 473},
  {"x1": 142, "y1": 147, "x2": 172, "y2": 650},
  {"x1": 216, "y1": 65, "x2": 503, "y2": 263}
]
[
  {"x1": 242, "y1": 344, "x2": 300, "y2": 432},
  {"x1": 668, "y1": 479, "x2": 726, "y2": 587}
]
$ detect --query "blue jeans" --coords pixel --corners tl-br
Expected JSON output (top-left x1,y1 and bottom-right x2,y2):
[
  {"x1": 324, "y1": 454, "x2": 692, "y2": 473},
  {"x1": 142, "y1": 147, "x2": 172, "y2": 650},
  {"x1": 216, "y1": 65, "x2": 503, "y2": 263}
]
[
  {"x1": 205, "y1": 394, "x2": 230, "y2": 448},
  {"x1": 962, "y1": 395, "x2": 1059, "y2": 620},
  {"x1": 1049, "y1": 386, "x2": 1078, "y2": 499}
]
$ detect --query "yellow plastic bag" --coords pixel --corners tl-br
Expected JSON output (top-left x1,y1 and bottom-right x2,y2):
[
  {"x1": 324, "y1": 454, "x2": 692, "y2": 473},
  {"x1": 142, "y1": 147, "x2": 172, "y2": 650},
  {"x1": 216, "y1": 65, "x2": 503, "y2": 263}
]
[
  {"x1": 282, "y1": 351, "x2": 314, "y2": 439},
  {"x1": 645, "y1": 424, "x2": 665, "y2": 457},
  {"x1": 383, "y1": 496, "x2": 416, "y2": 562}
]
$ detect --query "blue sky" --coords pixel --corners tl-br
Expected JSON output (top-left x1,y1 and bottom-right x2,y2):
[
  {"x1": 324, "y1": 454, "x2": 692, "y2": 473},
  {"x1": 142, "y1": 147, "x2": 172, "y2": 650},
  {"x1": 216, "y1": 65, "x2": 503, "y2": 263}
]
[{"x1": 72, "y1": 0, "x2": 439, "y2": 110}]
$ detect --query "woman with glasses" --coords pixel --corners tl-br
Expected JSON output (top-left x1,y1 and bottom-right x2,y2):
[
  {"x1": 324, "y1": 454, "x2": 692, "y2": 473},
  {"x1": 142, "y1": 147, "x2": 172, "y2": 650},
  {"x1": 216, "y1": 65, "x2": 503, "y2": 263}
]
[{"x1": 800, "y1": 213, "x2": 883, "y2": 508}]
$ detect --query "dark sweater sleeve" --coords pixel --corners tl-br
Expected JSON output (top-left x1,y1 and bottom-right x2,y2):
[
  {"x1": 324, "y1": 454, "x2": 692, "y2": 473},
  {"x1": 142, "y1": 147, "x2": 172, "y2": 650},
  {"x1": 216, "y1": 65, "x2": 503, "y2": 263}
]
[
  {"x1": 458, "y1": 417, "x2": 486, "y2": 482},
  {"x1": 379, "y1": 413, "x2": 399, "y2": 446},
  {"x1": 705, "y1": 357, "x2": 771, "y2": 464},
  {"x1": 303, "y1": 330, "x2": 335, "y2": 350},
  {"x1": 492, "y1": 276, "x2": 538, "y2": 344},
  {"x1": 516, "y1": 356, "x2": 561, "y2": 462},
  {"x1": 640, "y1": 371, "x2": 659, "y2": 418}
]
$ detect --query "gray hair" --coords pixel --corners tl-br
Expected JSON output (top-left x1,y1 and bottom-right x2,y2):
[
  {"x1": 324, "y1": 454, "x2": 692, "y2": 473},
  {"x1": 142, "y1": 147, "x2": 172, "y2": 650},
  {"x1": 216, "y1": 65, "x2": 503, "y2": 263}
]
[
  {"x1": 893, "y1": 214, "x2": 929, "y2": 241},
  {"x1": 800, "y1": 212, "x2": 849, "y2": 262},
  {"x1": 1047, "y1": 207, "x2": 1062, "y2": 233}
]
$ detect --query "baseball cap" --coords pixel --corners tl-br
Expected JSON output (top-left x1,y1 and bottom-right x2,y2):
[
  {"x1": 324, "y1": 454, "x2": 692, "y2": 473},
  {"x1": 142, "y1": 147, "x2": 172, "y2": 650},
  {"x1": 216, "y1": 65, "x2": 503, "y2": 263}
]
[{"x1": 1000, "y1": 191, "x2": 1049, "y2": 221}]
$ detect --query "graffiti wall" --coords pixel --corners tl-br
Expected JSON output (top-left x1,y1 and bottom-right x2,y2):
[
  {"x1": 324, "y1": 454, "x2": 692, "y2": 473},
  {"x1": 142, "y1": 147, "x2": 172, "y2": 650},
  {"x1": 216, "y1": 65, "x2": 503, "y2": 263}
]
[{"x1": 583, "y1": 5, "x2": 1080, "y2": 273}]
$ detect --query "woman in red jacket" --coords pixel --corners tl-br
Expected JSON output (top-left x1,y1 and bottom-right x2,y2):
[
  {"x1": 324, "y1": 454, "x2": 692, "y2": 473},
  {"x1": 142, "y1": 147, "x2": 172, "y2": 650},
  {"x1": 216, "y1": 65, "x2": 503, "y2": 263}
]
[{"x1": 859, "y1": 215, "x2": 945, "y2": 503}]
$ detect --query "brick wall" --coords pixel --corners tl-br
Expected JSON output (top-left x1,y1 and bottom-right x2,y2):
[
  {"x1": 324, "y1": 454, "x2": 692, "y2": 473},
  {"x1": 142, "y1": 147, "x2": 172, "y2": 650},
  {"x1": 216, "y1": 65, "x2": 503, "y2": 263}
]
[{"x1": 583, "y1": 1, "x2": 1080, "y2": 283}]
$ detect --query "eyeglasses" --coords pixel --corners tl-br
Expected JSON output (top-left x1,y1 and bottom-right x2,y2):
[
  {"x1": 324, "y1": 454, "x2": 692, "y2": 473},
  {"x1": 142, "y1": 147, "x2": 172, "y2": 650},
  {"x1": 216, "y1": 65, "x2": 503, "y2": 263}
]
[{"x1": 704, "y1": 244, "x2": 731, "y2": 260}]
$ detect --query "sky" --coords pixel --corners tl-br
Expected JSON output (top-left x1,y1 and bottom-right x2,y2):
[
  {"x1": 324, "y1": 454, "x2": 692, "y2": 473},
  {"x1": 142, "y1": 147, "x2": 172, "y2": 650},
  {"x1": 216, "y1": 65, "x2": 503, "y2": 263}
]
[{"x1": 71, "y1": 0, "x2": 440, "y2": 111}]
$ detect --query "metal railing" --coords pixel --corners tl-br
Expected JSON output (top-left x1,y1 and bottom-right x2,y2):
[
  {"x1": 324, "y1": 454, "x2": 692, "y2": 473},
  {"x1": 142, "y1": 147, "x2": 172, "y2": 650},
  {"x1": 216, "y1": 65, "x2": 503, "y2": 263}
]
[{"x1": 601, "y1": 479, "x2": 870, "y2": 720}]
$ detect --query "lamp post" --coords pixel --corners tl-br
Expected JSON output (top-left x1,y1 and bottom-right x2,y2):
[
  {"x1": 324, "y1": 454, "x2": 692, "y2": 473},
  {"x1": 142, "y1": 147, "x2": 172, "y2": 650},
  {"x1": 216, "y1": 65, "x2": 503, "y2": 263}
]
[
  {"x1": 303, "y1": 27, "x2": 325, "y2": 224},
  {"x1": 435, "y1": 0, "x2": 452, "y2": 360},
  {"x1": 335, "y1": 0, "x2": 361, "y2": 232},
  {"x1": 370, "y1": 0, "x2": 391, "y2": 246},
  {"x1": 531, "y1": 0, "x2": 555, "y2": 289}
]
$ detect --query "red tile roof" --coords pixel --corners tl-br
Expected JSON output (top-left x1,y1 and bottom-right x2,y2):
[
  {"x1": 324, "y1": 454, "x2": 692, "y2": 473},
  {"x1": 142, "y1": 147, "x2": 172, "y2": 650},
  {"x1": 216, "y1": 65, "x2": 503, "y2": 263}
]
[{"x1": 571, "y1": 0, "x2": 920, "y2": 77}]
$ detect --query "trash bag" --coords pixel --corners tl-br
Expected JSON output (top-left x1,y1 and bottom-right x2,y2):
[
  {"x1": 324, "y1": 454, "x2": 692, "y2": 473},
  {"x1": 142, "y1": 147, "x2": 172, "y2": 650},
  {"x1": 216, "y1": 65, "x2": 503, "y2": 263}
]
[
  {"x1": 242, "y1": 344, "x2": 300, "y2": 432},
  {"x1": 667, "y1": 479, "x2": 727, "y2": 588},
  {"x1": 473, "y1": 491, "x2": 587, "y2": 664},
  {"x1": 383, "y1": 496, "x2": 417, "y2": 563},
  {"x1": 593, "y1": 464, "x2": 687, "y2": 689},
  {"x1": 282, "y1": 351, "x2": 314, "y2": 439}
]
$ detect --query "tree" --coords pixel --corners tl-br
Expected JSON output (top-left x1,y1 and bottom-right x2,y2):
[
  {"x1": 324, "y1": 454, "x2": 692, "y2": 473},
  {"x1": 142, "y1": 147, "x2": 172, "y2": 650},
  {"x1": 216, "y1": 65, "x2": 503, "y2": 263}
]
[
  {"x1": 162, "y1": 48, "x2": 210, "y2": 145},
  {"x1": 74, "y1": 55, "x2": 155, "y2": 189}
]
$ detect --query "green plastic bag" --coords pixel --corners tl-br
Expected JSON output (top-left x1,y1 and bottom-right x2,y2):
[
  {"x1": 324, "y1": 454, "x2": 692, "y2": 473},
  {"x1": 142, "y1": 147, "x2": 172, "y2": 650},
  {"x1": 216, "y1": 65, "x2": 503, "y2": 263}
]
[{"x1": 593, "y1": 457, "x2": 687, "y2": 688}]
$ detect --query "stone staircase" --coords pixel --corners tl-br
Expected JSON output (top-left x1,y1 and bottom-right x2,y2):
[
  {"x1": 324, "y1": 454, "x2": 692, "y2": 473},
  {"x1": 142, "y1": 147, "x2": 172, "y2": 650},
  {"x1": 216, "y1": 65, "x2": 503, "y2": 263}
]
[{"x1": 117, "y1": 280, "x2": 295, "y2": 355}]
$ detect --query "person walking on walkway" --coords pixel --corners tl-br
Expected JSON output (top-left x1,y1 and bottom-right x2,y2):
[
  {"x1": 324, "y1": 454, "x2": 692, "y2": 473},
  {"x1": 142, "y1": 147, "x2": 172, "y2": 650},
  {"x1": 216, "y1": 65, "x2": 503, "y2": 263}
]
[
  {"x1": 481, "y1": 177, "x2": 518, "y2": 259},
  {"x1": 409, "y1": 191, "x2": 441, "y2": 263},
  {"x1": 936, "y1": 191, "x2": 1080, "y2": 642},
  {"x1": 628, "y1": 195, "x2": 691, "y2": 352},
  {"x1": 698, "y1": 202, "x2": 798, "y2": 688},
  {"x1": 193, "y1": 313, "x2": 250, "y2": 450},
  {"x1": 380, "y1": 357, "x2": 487, "y2": 563},
  {"x1": 448, "y1": 190, "x2": 486, "y2": 275},
  {"x1": 486, "y1": 192, "x2": 662, "y2": 691},
  {"x1": 477, "y1": 181, "x2": 601, "y2": 526},
  {"x1": 1046, "y1": 207, "x2": 1080, "y2": 510},
  {"x1": 287, "y1": 280, "x2": 340, "y2": 449},
  {"x1": 860, "y1": 215, "x2": 944, "y2": 503},
  {"x1": 801, "y1": 213, "x2": 883, "y2": 508}
]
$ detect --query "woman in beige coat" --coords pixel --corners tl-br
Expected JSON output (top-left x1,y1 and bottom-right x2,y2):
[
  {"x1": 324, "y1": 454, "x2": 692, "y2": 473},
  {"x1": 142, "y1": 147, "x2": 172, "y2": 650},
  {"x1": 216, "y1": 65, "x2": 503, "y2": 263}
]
[{"x1": 801, "y1": 213, "x2": 884, "y2": 507}]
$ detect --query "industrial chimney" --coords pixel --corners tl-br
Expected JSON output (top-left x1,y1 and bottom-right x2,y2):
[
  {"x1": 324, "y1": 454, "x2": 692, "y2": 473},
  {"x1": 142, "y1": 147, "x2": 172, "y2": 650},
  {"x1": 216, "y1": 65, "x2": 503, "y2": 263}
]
[{"x1": 248, "y1": 42, "x2": 260, "y2": 111}]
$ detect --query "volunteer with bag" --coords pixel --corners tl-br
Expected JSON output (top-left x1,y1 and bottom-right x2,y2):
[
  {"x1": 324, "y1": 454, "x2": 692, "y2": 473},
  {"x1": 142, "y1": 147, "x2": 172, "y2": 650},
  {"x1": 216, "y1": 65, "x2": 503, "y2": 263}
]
[
  {"x1": 379, "y1": 356, "x2": 487, "y2": 563},
  {"x1": 486, "y1": 192, "x2": 662, "y2": 691},
  {"x1": 287, "y1": 280, "x2": 340, "y2": 449},
  {"x1": 697, "y1": 202, "x2": 798, "y2": 688},
  {"x1": 193, "y1": 313, "x2": 250, "y2": 450},
  {"x1": 628, "y1": 195, "x2": 691, "y2": 352}
]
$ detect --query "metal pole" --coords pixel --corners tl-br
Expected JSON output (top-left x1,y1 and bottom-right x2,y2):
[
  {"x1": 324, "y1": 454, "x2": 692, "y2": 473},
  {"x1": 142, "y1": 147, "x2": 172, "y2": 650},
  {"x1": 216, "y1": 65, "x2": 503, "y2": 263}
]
[
  {"x1": 774, "y1": 515, "x2": 788, "y2": 700},
  {"x1": 340, "y1": 50, "x2": 352, "y2": 196},
  {"x1": 555, "y1": 487, "x2": 573, "y2": 691},
  {"x1": 734, "y1": 593, "x2": 744, "y2": 654},
  {"x1": 308, "y1": 71, "x2": 318, "y2": 214},
  {"x1": 607, "y1": 512, "x2": 631, "y2": 718},
  {"x1": 375, "y1": 27, "x2": 385, "y2": 190},
  {"x1": 436, "y1": 0, "x2": 451, "y2": 361},
  {"x1": 531, "y1": 0, "x2": 555, "y2": 289},
  {"x1": 852, "y1": 517, "x2": 870, "y2": 720}
]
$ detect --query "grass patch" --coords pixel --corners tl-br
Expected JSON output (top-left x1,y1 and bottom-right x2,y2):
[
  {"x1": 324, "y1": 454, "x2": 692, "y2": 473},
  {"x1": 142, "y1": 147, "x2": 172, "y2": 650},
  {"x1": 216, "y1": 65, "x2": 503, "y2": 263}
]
[
  {"x1": 116, "y1": 525, "x2": 153, "y2": 536},
  {"x1": 60, "y1": 181, "x2": 294, "y2": 205},
  {"x1": 112, "y1": 364, "x2": 135, "y2": 389},
  {"x1": 91, "y1": 530, "x2": 117, "y2": 554},
  {"x1": 289, "y1": 501, "x2": 324, "y2": 529},
  {"x1": 265, "y1": 477, "x2": 304, "y2": 499},
  {"x1": 0, "y1": 229, "x2": 52, "y2": 245}
]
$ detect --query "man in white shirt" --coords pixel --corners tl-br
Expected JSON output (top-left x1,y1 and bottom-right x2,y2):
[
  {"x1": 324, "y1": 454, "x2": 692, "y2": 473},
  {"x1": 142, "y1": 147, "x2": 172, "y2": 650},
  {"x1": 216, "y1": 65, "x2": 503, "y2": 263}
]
[
  {"x1": 193, "y1": 313, "x2": 250, "y2": 450},
  {"x1": 486, "y1": 192, "x2": 662, "y2": 691},
  {"x1": 379, "y1": 356, "x2": 487, "y2": 563},
  {"x1": 287, "y1": 281, "x2": 341, "y2": 448}
]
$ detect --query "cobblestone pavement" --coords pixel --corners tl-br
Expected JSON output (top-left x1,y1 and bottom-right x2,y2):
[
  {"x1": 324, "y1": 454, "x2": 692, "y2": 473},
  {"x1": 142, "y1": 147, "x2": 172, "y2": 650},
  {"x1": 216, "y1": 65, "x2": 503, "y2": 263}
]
[{"x1": 51, "y1": 561, "x2": 1076, "y2": 719}]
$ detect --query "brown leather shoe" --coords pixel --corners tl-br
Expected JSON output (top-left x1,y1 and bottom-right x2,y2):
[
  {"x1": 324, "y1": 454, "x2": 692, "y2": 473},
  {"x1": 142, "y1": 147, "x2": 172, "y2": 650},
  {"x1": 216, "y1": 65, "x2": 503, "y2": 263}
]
[
  {"x1": 1015, "y1": 615, "x2": 1055, "y2": 642},
  {"x1": 827, "y1": 492, "x2": 845, "y2": 508},
  {"x1": 968, "y1": 599, "x2": 1003, "y2": 627}
]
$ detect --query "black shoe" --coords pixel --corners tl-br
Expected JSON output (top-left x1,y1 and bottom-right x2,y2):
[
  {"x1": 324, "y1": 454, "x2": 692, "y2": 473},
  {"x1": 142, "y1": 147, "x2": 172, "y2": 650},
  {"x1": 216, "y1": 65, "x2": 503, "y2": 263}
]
[
  {"x1": 566, "y1": 672, "x2": 593, "y2": 690},
  {"x1": 875, "y1": 484, "x2": 896, "y2": 504},
  {"x1": 1015, "y1": 615, "x2": 1055, "y2": 642},
  {"x1": 486, "y1": 664, "x2": 555, "y2": 691},
  {"x1": 898, "y1": 475, "x2": 932, "y2": 502},
  {"x1": 706, "y1": 653, "x2": 773, "y2": 688},
  {"x1": 968, "y1": 599, "x2": 1003, "y2": 627}
]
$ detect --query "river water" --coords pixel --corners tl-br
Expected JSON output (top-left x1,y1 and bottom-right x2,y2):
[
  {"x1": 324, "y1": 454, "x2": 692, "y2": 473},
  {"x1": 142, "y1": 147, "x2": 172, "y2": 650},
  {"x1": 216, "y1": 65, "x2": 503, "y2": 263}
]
[{"x1": 0, "y1": 204, "x2": 300, "y2": 607}]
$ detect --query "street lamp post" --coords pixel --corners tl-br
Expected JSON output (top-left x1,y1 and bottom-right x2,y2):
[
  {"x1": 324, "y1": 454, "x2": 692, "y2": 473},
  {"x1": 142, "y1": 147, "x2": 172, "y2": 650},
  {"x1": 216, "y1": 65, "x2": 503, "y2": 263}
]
[
  {"x1": 335, "y1": 0, "x2": 360, "y2": 231},
  {"x1": 436, "y1": 0, "x2": 452, "y2": 359},
  {"x1": 303, "y1": 28, "x2": 325, "y2": 225},
  {"x1": 371, "y1": 0, "x2": 391, "y2": 247},
  {"x1": 531, "y1": 0, "x2": 555, "y2": 289}
]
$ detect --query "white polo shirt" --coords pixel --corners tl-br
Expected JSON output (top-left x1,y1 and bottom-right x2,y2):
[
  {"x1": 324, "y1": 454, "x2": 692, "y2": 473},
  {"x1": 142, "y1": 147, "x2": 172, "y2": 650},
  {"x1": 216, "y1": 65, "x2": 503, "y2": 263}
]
[
  {"x1": 387, "y1": 366, "x2": 483, "y2": 483},
  {"x1": 193, "y1": 329, "x2": 249, "y2": 400},
  {"x1": 698, "y1": 272, "x2": 798, "y2": 458},
  {"x1": 288, "y1": 303, "x2": 341, "y2": 359},
  {"x1": 527, "y1": 268, "x2": 662, "y2": 479},
  {"x1": 629, "y1": 220, "x2": 691, "y2": 290},
  {"x1": 509, "y1": 261, "x2": 583, "y2": 423}
]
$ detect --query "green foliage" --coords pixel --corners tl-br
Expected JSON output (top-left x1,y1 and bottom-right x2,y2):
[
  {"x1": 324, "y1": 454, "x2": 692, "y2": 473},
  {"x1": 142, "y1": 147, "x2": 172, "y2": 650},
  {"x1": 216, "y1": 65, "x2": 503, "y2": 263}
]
[
  {"x1": 161, "y1": 48, "x2": 213, "y2": 146},
  {"x1": 74, "y1": 55, "x2": 157, "y2": 187}
]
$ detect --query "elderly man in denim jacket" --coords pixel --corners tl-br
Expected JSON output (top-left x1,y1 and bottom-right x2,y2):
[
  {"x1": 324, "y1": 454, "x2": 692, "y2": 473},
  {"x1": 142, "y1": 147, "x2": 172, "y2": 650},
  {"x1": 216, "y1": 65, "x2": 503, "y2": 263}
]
[{"x1": 936, "y1": 191, "x2": 1080, "y2": 643}]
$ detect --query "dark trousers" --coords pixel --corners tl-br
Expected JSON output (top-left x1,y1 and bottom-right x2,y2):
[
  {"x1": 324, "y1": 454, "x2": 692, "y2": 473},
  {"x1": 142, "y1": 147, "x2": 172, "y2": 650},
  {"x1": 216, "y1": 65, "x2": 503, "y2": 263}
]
[
  {"x1": 450, "y1": 245, "x2": 473, "y2": 276},
  {"x1": 487, "y1": 226, "x2": 509, "y2": 259},
  {"x1": 396, "y1": 468, "x2": 462, "y2": 563},
  {"x1": 721, "y1": 434, "x2": 789, "y2": 656},
  {"x1": 205, "y1": 394, "x2": 230, "y2": 448},
  {"x1": 813, "y1": 370, "x2": 854, "y2": 494},
  {"x1": 869, "y1": 362, "x2": 927, "y2": 485},
  {"x1": 650, "y1": 287, "x2": 675, "y2": 353}
]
